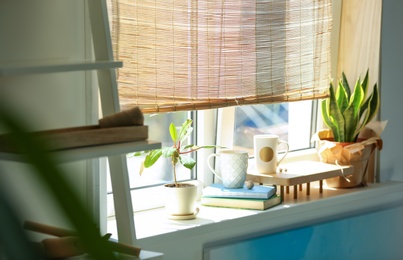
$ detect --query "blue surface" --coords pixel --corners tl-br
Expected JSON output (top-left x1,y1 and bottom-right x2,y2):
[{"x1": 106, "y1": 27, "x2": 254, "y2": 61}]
[{"x1": 206, "y1": 205, "x2": 403, "y2": 260}]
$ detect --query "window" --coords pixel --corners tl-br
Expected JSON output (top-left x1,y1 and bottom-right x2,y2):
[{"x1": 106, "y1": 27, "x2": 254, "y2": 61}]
[
  {"x1": 217, "y1": 101, "x2": 316, "y2": 154},
  {"x1": 106, "y1": 0, "x2": 332, "y2": 215},
  {"x1": 106, "y1": 101, "x2": 316, "y2": 215}
]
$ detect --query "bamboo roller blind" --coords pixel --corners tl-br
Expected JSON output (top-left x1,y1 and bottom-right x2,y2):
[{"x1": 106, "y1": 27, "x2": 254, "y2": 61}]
[{"x1": 110, "y1": 0, "x2": 332, "y2": 114}]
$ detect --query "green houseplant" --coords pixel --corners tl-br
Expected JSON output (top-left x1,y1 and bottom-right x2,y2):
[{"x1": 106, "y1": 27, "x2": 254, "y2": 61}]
[
  {"x1": 321, "y1": 70, "x2": 379, "y2": 143},
  {"x1": 317, "y1": 70, "x2": 382, "y2": 188},
  {"x1": 137, "y1": 119, "x2": 220, "y2": 218}
]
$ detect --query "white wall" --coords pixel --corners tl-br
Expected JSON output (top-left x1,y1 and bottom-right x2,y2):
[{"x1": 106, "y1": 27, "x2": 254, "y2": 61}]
[
  {"x1": 1, "y1": 0, "x2": 402, "y2": 259},
  {"x1": 379, "y1": 0, "x2": 403, "y2": 182},
  {"x1": 0, "y1": 1, "x2": 96, "y2": 229}
]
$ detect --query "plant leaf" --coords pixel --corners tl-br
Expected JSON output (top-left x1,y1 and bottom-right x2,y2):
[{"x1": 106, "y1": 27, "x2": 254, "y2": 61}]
[
  {"x1": 161, "y1": 146, "x2": 177, "y2": 158},
  {"x1": 0, "y1": 105, "x2": 116, "y2": 259},
  {"x1": 350, "y1": 79, "x2": 365, "y2": 117},
  {"x1": 359, "y1": 96, "x2": 370, "y2": 119},
  {"x1": 358, "y1": 70, "x2": 373, "y2": 119},
  {"x1": 0, "y1": 191, "x2": 40, "y2": 259},
  {"x1": 343, "y1": 78, "x2": 365, "y2": 141},
  {"x1": 182, "y1": 144, "x2": 221, "y2": 152},
  {"x1": 179, "y1": 155, "x2": 196, "y2": 170},
  {"x1": 361, "y1": 69, "x2": 369, "y2": 97},
  {"x1": 355, "y1": 83, "x2": 379, "y2": 136},
  {"x1": 182, "y1": 144, "x2": 197, "y2": 150},
  {"x1": 169, "y1": 122, "x2": 177, "y2": 143},
  {"x1": 328, "y1": 82, "x2": 345, "y2": 141},
  {"x1": 321, "y1": 99, "x2": 338, "y2": 138},
  {"x1": 139, "y1": 161, "x2": 145, "y2": 176},
  {"x1": 178, "y1": 119, "x2": 193, "y2": 142},
  {"x1": 341, "y1": 72, "x2": 351, "y2": 98},
  {"x1": 143, "y1": 149, "x2": 163, "y2": 168},
  {"x1": 194, "y1": 145, "x2": 221, "y2": 150},
  {"x1": 342, "y1": 105, "x2": 357, "y2": 142},
  {"x1": 321, "y1": 99, "x2": 331, "y2": 128},
  {"x1": 336, "y1": 80, "x2": 349, "y2": 114},
  {"x1": 365, "y1": 83, "x2": 380, "y2": 123},
  {"x1": 131, "y1": 151, "x2": 145, "y2": 157}
]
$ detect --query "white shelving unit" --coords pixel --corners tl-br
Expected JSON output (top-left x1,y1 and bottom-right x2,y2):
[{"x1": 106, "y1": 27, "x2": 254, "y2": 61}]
[
  {"x1": 0, "y1": 140, "x2": 160, "y2": 163},
  {"x1": 0, "y1": 1, "x2": 162, "y2": 258},
  {"x1": 0, "y1": 60, "x2": 123, "y2": 76}
]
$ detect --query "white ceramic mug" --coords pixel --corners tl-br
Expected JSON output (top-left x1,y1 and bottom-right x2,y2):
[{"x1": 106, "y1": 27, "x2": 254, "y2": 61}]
[
  {"x1": 207, "y1": 150, "x2": 249, "y2": 188},
  {"x1": 254, "y1": 134, "x2": 289, "y2": 174}
]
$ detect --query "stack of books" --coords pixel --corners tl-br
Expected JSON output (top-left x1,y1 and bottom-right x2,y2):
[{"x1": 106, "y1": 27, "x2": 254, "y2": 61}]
[{"x1": 201, "y1": 183, "x2": 281, "y2": 210}]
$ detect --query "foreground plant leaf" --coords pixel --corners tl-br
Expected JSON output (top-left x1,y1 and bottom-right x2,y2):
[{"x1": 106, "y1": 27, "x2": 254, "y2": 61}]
[{"x1": 0, "y1": 105, "x2": 116, "y2": 259}]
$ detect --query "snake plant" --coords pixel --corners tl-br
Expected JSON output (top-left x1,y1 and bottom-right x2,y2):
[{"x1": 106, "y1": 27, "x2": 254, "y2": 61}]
[{"x1": 321, "y1": 70, "x2": 379, "y2": 142}]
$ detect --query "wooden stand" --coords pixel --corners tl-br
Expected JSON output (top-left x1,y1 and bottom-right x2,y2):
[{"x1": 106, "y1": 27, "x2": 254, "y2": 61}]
[{"x1": 247, "y1": 161, "x2": 354, "y2": 199}]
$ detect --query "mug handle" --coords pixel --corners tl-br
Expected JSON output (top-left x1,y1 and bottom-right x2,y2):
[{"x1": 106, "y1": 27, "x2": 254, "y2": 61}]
[
  {"x1": 207, "y1": 153, "x2": 222, "y2": 180},
  {"x1": 277, "y1": 140, "x2": 289, "y2": 166}
]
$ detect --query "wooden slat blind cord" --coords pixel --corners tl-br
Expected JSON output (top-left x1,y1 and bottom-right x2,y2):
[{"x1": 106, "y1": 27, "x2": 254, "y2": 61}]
[{"x1": 110, "y1": 0, "x2": 332, "y2": 114}]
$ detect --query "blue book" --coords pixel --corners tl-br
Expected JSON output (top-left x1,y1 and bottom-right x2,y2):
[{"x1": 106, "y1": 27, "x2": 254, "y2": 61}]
[
  {"x1": 202, "y1": 183, "x2": 276, "y2": 199},
  {"x1": 201, "y1": 194, "x2": 282, "y2": 210}
]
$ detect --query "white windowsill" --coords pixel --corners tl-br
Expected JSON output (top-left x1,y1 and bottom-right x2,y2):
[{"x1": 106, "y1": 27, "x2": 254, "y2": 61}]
[{"x1": 108, "y1": 180, "x2": 403, "y2": 248}]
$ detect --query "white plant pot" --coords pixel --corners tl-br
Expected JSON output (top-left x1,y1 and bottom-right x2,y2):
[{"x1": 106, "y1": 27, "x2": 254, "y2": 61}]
[{"x1": 164, "y1": 183, "x2": 198, "y2": 219}]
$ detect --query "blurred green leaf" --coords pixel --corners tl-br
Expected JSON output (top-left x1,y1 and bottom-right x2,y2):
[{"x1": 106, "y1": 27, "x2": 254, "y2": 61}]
[
  {"x1": 0, "y1": 105, "x2": 116, "y2": 259},
  {"x1": 0, "y1": 190, "x2": 39, "y2": 260}
]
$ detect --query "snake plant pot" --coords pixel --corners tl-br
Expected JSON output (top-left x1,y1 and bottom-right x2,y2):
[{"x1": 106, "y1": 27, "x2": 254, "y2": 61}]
[
  {"x1": 315, "y1": 129, "x2": 382, "y2": 188},
  {"x1": 316, "y1": 71, "x2": 386, "y2": 188},
  {"x1": 164, "y1": 183, "x2": 198, "y2": 219},
  {"x1": 324, "y1": 142, "x2": 376, "y2": 188}
]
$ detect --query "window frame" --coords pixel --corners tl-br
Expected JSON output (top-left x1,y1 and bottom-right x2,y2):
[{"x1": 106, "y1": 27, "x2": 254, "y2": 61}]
[
  {"x1": 104, "y1": 0, "x2": 340, "y2": 217},
  {"x1": 203, "y1": 101, "x2": 321, "y2": 184},
  {"x1": 216, "y1": 101, "x2": 318, "y2": 150},
  {"x1": 106, "y1": 102, "x2": 321, "y2": 216}
]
